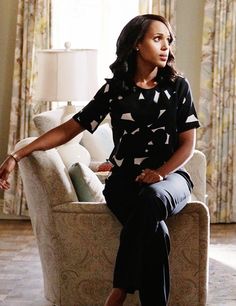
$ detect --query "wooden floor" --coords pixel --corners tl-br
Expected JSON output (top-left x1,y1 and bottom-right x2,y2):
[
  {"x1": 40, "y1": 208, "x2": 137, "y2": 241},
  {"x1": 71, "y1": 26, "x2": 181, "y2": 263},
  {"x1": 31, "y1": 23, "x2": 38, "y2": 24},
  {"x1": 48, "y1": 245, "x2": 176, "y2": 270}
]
[{"x1": 0, "y1": 220, "x2": 235, "y2": 306}]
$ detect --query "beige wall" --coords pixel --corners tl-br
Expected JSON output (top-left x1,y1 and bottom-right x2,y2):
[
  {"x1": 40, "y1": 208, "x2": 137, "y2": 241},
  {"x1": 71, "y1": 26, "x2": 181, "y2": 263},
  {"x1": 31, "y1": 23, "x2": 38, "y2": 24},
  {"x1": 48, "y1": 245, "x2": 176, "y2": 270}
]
[
  {"x1": 0, "y1": 0, "x2": 205, "y2": 199},
  {"x1": 0, "y1": 0, "x2": 18, "y2": 199},
  {"x1": 175, "y1": 0, "x2": 205, "y2": 107}
]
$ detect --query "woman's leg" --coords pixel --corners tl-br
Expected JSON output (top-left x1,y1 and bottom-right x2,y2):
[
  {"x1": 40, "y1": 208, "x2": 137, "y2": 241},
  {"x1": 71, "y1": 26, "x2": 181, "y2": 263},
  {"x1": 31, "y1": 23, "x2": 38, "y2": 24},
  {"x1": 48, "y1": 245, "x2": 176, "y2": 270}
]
[
  {"x1": 137, "y1": 172, "x2": 191, "y2": 306},
  {"x1": 103, "y1": 171, "x2": 142, "y2": 289},
  {"x1": 103, "y1": 172, "x2": 140, "y2": 306},
  {"x1": 103, "y1": 171, "x2": 192, "y2": 306},
  {"x1": 138, "y1": 220, "x2": 170, "y2": 306}
]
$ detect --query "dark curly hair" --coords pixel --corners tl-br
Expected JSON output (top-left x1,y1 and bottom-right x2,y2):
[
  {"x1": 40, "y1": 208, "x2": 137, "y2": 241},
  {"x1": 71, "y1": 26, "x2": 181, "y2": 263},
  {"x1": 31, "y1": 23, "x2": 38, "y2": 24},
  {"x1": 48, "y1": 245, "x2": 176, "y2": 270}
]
[{"x1": 109, "y1": 14, "x2": 178, "y2": 90}]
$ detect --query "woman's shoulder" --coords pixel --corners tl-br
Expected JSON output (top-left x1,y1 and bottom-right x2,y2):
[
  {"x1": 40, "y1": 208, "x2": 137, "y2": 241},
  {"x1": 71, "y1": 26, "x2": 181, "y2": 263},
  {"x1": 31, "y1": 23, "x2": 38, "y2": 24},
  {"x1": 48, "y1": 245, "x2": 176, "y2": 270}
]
[
  {"x1": 160, "y1": 74, "x2": 189, "y2": 91},
  {"x1": 94, "y1": 78, "x2": 118, "y2": 98},
  {"x1": 172, "y1": 74, "x2": 192, "y2": 95},
  {"x1": 174, "y1": 74, "x2": 190, "y2": 87},
  {"x1": 104, "y1": 77, "x2": 131, "y2": 95}
]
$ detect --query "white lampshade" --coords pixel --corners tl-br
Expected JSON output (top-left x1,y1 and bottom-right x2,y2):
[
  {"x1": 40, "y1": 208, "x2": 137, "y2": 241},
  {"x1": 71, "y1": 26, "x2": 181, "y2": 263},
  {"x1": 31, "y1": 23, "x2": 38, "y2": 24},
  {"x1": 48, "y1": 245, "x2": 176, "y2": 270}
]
[{"x1": 35, "y1": 47, "x2": 98, "y2": 102}]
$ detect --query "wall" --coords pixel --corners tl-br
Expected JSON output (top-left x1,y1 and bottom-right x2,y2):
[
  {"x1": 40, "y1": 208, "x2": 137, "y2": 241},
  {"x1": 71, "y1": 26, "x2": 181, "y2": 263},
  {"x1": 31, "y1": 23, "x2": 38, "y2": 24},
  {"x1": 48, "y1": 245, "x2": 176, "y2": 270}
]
[
  {"x1": 0, "y1": 0, "x2": 205, "y2": 201},
  {"x1": 175, "y1": 0, "x2": 205, "y2": 107},
  {"x1": 0, "y1": 0, "x2": 18, "y2": 200}
]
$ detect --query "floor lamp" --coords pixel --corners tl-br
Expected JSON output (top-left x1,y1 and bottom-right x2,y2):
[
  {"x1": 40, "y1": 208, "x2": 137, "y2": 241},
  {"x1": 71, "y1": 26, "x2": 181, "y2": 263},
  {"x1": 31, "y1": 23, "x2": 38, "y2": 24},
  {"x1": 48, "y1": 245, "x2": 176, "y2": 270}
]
[{"x1": 35, "y1": 42, "x2": 98, "y2": 115}]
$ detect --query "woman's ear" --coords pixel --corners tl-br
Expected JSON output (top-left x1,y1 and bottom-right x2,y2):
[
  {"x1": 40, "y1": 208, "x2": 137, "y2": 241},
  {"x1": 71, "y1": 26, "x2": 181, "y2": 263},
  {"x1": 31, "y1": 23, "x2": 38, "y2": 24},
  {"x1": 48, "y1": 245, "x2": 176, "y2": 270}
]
[{"x1": 135, "y1": 41, "x2": 142, "y2": 52}]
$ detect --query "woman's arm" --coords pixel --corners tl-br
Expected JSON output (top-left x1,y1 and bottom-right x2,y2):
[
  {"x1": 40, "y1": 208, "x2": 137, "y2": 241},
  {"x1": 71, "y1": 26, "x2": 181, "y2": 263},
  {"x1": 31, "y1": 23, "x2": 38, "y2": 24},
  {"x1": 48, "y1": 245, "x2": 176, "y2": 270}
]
[
  {"x1": 11, "y1": 119, "x2": 84, "y2": 161},
  {"x1": 0, "y1": 119, "x2": 84, "y2": 190},
  {"x1": 136, "y1": 128, "x2": 196, "y2": 184}
]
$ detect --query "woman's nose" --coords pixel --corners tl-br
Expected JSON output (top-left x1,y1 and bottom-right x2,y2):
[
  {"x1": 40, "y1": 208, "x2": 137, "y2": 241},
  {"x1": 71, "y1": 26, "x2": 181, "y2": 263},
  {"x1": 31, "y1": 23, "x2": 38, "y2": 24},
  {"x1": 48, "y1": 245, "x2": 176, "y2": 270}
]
[{"x1": 161, "y1": 40, "x2": 169, "y2": 50}]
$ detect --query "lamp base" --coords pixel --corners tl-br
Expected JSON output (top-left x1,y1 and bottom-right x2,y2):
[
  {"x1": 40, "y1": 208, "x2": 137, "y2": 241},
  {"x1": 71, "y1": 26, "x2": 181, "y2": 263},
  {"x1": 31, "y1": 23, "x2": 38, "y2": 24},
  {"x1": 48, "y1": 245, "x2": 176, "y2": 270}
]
[{"x1": 62, "y1": 104, "x2": 77, "y2": 117}]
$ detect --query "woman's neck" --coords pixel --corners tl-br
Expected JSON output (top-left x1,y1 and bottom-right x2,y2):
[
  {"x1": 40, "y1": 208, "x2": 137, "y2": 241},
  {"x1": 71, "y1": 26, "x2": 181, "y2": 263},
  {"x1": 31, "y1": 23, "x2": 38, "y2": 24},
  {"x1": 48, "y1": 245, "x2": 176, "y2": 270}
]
[{"x1": 134, "y1": 66, "x2": 158, "y2": 89}]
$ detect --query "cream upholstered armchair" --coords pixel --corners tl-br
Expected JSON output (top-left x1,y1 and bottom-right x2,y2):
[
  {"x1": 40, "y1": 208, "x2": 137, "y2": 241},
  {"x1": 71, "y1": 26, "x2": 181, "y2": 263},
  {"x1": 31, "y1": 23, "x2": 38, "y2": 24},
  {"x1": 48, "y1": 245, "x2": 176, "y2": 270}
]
[{"x1": 15, "y1": 108, "x2": 209, "y2": 306}]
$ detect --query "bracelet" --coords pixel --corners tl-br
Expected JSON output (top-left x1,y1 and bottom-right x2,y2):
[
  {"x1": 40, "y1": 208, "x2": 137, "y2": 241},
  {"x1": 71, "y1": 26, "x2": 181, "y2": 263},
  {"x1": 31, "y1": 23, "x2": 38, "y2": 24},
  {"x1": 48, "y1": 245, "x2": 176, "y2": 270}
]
[
  {"x1": 141, "y1": 169, "x2": 165, "y2": 181},
  {"x1": 154, "y1": 170, "x2": 165, "y2": 181},
  {"x1": 157, "y1": 173, "x2": 164, "y2": 181},
  {"x1": 9, "y1": 152, "x2": 20, "y2": 163}
]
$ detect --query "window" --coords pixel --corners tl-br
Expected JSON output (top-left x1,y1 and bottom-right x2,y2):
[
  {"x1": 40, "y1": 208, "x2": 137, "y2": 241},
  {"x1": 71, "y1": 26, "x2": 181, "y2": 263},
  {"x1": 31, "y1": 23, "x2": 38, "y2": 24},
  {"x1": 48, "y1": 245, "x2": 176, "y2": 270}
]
[{"x1": 51, "y1": 0, "x2": 139, "y2": 106}]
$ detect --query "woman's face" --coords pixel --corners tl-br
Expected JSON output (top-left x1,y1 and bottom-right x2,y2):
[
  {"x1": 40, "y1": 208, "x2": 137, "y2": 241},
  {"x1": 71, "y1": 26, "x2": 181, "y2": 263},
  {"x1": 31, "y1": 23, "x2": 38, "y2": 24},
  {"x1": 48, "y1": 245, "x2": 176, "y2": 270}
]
[{"x1": 136, "y1": 20, "x2": 171, "y2": 69}]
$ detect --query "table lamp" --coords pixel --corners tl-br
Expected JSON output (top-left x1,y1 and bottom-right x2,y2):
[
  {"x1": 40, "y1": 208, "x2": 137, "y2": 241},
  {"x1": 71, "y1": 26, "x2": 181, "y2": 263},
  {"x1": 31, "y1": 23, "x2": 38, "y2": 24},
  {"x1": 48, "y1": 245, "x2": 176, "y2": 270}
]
[{"x1": 35, "y1": 42, "x2": 98, "y2": 114}]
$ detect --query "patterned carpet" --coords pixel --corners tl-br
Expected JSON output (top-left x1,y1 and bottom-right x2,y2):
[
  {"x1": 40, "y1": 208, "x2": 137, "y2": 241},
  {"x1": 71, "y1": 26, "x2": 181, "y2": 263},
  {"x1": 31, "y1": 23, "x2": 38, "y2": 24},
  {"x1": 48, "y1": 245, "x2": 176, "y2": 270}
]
[
  {"x1": 0, "y1": 221, "x2": 236, "y2": 306},
  {"x1": 207, "y1": 225, "x2": 236, "y2": 306}
]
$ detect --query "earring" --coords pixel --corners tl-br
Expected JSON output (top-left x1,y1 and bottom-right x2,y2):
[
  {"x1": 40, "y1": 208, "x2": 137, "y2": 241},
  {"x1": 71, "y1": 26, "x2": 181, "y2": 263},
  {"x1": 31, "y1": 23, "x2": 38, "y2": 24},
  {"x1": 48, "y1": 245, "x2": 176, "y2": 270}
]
[{"x1": 136, "y1": 47, "x2": 139, "y2": 51}]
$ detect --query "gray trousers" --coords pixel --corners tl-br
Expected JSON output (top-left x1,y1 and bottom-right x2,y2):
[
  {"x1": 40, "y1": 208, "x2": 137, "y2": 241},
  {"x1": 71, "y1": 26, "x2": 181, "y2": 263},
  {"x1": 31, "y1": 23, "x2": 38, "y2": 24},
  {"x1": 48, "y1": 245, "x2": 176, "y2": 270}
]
[{"x1": 103, "y1": 168, "x2": 192, "y2": 306}]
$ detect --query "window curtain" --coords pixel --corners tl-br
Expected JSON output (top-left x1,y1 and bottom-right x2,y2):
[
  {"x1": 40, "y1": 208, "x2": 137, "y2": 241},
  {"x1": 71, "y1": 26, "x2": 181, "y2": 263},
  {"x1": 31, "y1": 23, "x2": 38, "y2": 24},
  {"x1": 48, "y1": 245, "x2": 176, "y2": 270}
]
[
  {"x1": 3, "y1": 0, "x2": 52, "y2": 216},
  {"x1": 139, "y1": 0, "x2": 176, "y2": 29},
  {"x1": 198, "y1": 0, "x2": 236, "y2": 223}
]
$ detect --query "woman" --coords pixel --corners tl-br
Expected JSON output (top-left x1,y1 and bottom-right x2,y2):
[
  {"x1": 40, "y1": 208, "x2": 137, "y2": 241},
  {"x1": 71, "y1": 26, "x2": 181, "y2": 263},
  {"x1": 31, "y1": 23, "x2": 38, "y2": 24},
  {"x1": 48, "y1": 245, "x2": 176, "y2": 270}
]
[{"x1": 0, "y1": 14, "x2": 200, "y2": 306}]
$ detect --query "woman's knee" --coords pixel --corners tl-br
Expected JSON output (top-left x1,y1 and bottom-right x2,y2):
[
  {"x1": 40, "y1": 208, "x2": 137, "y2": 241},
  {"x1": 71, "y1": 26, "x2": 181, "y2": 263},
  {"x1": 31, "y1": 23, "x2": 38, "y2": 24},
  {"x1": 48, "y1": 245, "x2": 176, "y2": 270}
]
[
  {"x1": 138, "y1": 176, "x2": 190, "y2": 219},
  {"x1": 138, "y1": 185, "x2": 169, "y2": 220}
]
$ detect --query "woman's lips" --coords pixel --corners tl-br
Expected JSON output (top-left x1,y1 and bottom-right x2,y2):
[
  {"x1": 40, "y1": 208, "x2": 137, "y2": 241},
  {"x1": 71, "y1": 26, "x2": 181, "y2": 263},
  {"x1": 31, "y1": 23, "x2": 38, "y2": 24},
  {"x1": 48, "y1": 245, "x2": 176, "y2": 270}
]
[{"x1": 159, "y1": 55, "x2": 167, "y2": 61}]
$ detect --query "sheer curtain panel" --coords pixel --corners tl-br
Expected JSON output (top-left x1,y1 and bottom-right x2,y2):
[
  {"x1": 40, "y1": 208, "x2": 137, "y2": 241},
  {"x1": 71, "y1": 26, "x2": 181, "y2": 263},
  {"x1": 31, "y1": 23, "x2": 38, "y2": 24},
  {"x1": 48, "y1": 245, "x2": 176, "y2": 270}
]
[
  {"x1": 3, "y1": 0, "x2": 52, "y2": 216},
  {"x1": 198, "y1": 0, "x2": 236, "y2": 223}
]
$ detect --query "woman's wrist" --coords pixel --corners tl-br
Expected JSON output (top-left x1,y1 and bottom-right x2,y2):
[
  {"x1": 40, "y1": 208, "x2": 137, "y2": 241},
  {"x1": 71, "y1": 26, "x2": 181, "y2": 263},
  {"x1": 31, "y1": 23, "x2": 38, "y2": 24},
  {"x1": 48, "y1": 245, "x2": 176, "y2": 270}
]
[
  {"x1": 9, "y1": 152, "x2": 20, "y2": 163},
  {"x1": 155, "y1": 169, "x2": 167, "y2": 180}
]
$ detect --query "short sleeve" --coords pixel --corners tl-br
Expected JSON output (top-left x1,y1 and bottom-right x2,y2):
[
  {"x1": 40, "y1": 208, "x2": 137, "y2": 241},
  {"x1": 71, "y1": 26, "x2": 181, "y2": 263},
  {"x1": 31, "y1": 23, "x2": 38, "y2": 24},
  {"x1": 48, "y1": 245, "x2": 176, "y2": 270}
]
[
  {"x1": 176, "y1": 77, "x2": 200, "y2": 133},
  {"x1": 73, "y1": 82, "x2": 111, "y2": 133}
]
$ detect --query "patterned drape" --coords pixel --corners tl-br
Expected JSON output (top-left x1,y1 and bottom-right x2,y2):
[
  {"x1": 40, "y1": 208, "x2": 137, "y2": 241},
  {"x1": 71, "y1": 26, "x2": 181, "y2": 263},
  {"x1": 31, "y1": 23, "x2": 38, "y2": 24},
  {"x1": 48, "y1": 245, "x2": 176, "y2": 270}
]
[
  {"x1": 3, "y1": 0, "x2": 52, "y2": 216},
  {"x1": 198, "y1": 0, "x2": 236, "y2": 222},
  {"x1": 139, "y1": 0, "x2": 176, "y2": 29}
]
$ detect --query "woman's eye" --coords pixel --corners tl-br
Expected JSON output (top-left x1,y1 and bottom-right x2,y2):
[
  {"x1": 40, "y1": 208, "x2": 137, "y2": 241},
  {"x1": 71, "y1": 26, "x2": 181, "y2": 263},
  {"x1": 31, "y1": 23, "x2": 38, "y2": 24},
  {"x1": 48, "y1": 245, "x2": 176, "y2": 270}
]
[
  {"x1": 154, "y1": 36, "x2": 160, "y2": 42},
  {"x1": 153, "y1": 36, "x2": 172, "y2": 45}
]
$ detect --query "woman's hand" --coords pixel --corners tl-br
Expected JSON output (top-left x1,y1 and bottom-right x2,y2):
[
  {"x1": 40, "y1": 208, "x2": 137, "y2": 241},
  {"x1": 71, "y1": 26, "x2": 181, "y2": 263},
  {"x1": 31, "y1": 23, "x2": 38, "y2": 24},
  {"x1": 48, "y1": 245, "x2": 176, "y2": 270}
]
[
  {"x1": 97, "y1": 160, "x2": 113, "y2": 172},
  {"x1": 0, "y1": 156, "x2": 17, "y2": 190},
  {"x1": 135, "y1": 129, "x2": 196, "y2": 185},
  {"x1": 135, "y1": 168, "x2": 164, "y2": 184}
]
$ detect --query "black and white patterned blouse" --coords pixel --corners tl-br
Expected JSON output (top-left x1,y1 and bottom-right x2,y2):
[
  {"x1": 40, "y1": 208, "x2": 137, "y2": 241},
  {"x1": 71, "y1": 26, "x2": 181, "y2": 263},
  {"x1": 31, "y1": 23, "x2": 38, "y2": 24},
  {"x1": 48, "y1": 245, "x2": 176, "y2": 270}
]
[{"x1": 73, "y1": 76, "x2": 200, "y2": 173}]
